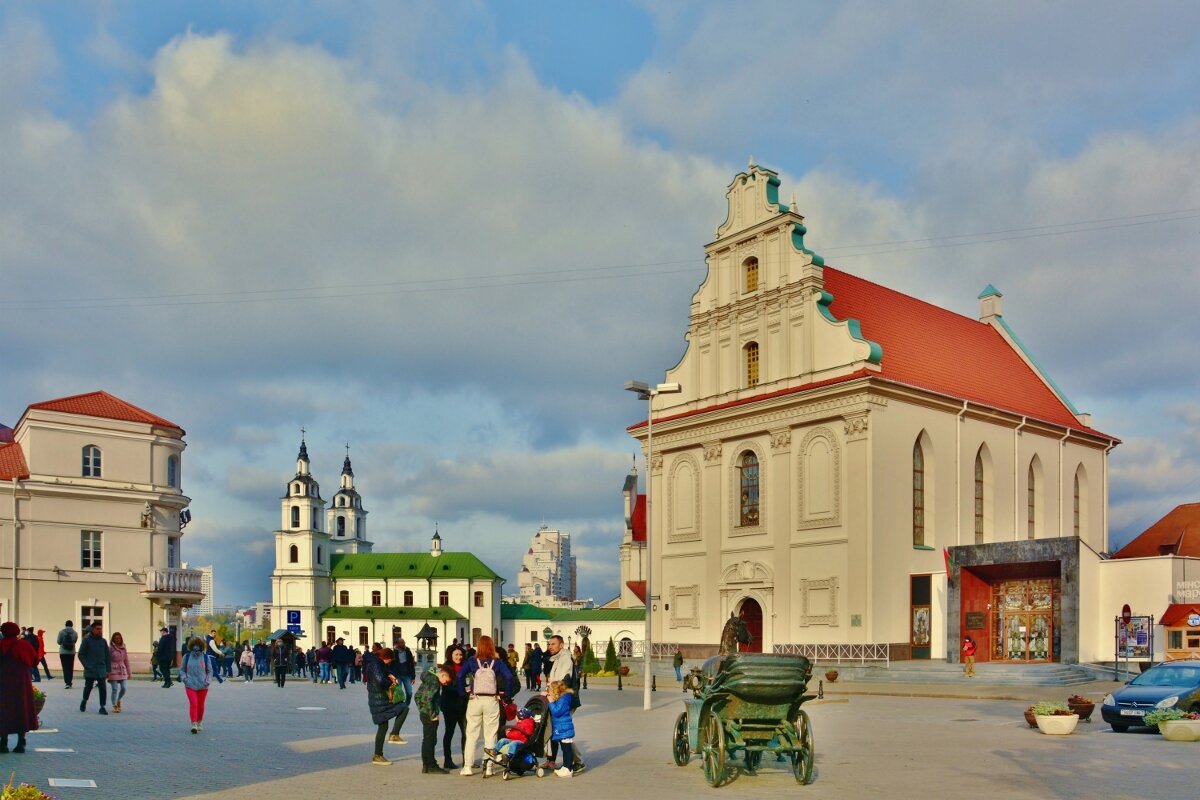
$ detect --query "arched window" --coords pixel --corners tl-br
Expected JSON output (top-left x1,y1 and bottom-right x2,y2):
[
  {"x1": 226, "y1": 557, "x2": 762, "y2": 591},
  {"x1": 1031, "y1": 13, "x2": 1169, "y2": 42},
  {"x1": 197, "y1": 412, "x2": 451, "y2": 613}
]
[
  {"x1": 738, "y1": 451, "x2": 760, "y2": 526},
  {"x1": 82, "y1": 445, "x2": 102, "y2": 477},
  {"x1": 744, "y1": 342, "x2": 760, "y2": 388},
  {"x1": 289, "y1": 544, "x2": 299, "y2": 563},
  {"x1": 438, "y1": 591, "x2": 449, "y2": 607},
  {"x1": 359, "y1": 626, "x2": 369, "y2": 646},
  {"x1": 167, "y1": 455, "x2": 179, "y2": 488},
  {"x1": 338, "y1": 497, "x2": 345, "y2": 507},
  {"x1": 973, "y1": 447, "x2": 993, "y2": 544},
  {"x1": 337, "y1": 516, "x2": 345, "y2": 536},
  {"x1": 743, "y1": 256, "x2": 759, "y2": 293},
  {"x1": 403, "y1": 590, "x2": 413, "y2": 607},
  {"x1": 371, "y1": 590, "x2": 381, "y2": 607},
  {"x1": 913, "y1": 439, "x2": 925, "y2": 546},
  {"x1": 339, "y1": 590, "x2": 349, "y2": 606},
  {"x1": 291, "y1": 505, "x2": 300, "y2": 528},
  {"x1": 1027, "y1": 463, "x2": 1037, "y2": 540},
  {"x1": 311, "y1": 508, "x2": 319, "y2": 529},
  {"x1": 1074, "y1": 466, "x2": 1088, "y2": 538},
  {"x1": 474, "y1": 590, "x2": 484, "y2": 608},
  {"x1": 316, "y1": 546, "x2": 323, "y2": 564}
]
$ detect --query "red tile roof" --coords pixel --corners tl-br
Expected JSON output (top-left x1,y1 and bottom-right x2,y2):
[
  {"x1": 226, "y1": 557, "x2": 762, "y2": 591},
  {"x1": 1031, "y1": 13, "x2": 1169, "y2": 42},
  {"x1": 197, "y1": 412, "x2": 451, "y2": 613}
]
[
  {"x1": 0, "y1": 424, "x2": 12, "y2": 443},
  {"x1": 631, "y1": 494, "x2": 646, "y2": 543},
  {"x1": 27, "y1": 391, "x2": 183, "y2": 433},
  {"x1": 626, "y1": 581, "x2": 646, "y2": 603},
  {"x1": 0, "y1": 442, "x2": 29, "y2": 481},
  {"x1": 1112, "y1": 503, "x2": 1200, "y2": 559},
  {"x1": 822, "y1": 267, "x2": 1096, "y2": 433},
  {"x1": 1159, "y1": 604, "x2": 1200, "y2": 628},
  {"x1": 631, "y1": 267, "x2": 1113, "y2": 439}
]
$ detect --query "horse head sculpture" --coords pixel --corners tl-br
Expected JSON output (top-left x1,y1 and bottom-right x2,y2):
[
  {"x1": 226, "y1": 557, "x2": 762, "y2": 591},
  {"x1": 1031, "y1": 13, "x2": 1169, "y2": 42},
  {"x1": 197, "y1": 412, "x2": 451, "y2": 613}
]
[{"x1": 718, "y1": 613, "x2": 753, "y2": 655}]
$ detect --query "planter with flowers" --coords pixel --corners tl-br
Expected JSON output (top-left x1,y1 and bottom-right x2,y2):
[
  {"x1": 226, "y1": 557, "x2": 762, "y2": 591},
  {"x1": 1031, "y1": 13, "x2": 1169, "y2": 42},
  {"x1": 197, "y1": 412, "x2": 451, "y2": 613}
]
[
  {"x1": 1031, "y1": 701, "x2": 1079, "y2": 735},
  {"x1": 32, "y1": 687, "x2": 46, "y2": 726},
  {"x1": 3, "y1": 772, "x2": 58, "y2": 800},
  {"x1": 824, "y1": 669, "x2": 839, "y2": 683},
  {"x1": 1066, "y1": 694, "x2": 1095, "y2": 722},
  {"x1": 1144, "y1": 709, "x2": 1200, "y2": 742}
]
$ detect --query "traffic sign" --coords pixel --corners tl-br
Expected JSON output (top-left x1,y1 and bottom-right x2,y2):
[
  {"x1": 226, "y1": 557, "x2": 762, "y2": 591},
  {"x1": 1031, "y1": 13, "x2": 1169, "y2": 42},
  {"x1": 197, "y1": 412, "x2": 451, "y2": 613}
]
[
  {"x1": 287, "y1": 624, "x2": 301, "y2": 634},
  {"x1": 1121, "y1": 604, "x2": 1132, "y2": 625},
  {"x1": 287, "y1": 610, "x2": 301, "y2": 625}
]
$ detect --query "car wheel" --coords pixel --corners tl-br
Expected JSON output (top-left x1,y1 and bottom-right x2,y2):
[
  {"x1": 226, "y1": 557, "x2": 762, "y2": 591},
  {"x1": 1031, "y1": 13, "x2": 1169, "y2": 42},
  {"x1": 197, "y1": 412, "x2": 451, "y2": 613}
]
[{"x1": 1110, "y1": 723, "x2": 1129, "y2": 733}]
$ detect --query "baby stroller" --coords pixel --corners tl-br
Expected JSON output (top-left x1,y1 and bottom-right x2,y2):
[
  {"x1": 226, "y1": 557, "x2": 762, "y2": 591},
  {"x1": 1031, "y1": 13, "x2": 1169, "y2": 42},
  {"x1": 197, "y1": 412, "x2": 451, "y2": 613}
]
[{"x1": 483, "y1": 695, "x2": 550, "y2": 780}]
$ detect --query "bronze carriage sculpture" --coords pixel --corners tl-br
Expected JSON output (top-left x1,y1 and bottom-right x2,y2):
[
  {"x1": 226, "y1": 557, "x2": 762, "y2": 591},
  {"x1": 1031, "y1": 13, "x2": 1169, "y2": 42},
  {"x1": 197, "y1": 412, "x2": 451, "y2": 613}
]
[{"x1": 672, "y1": 615, "x2": 816, "y2": 787}]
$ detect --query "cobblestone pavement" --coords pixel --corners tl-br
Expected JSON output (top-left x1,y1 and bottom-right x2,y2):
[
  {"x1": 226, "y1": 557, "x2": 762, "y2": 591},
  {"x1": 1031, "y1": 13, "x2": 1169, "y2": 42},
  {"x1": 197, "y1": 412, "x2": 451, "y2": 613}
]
[{"x1": 3, "y1": 675, "x2": 1194, "y2": 799}]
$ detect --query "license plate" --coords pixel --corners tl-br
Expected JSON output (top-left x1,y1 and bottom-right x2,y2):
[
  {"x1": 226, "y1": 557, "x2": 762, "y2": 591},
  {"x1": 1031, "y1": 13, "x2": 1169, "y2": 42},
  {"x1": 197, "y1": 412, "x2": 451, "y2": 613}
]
[{"x1": 1119, "y1": 709, "x2": 1145, "y2": 716}]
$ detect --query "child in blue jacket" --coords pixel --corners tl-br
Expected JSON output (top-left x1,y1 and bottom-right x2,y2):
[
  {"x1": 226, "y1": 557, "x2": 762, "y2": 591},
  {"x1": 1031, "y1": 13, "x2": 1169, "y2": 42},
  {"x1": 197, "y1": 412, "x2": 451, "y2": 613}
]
[{"x1": 547, "y1": 680, "x2": 579, "y2": 777}]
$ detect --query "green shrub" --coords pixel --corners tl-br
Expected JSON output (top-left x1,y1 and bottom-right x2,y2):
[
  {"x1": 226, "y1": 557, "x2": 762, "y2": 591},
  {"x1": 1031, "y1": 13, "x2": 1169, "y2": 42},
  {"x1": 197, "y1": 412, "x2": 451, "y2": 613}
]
[
  {"x1": 1031, "y1": 701, "x2": 1072, "y2": 716},
  {"x1": 604, "y1": 637, "x2": 620, "y2": 672},
  {"x1": 1143, "y1": 708, "x2": 1196, "y2": 727}
]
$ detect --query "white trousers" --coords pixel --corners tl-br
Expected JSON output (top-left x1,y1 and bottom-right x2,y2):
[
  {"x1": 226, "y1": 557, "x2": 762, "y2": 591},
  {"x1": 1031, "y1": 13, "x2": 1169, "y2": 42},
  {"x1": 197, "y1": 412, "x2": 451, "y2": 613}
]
[{"x1": 463, "y1": 695, "x2": 501, "y2": 768}]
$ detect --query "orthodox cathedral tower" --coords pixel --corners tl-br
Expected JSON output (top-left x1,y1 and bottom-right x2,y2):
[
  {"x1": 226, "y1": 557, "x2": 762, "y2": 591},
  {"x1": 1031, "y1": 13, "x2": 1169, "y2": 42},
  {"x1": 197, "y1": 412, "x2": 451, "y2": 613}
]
[
  {"x1": 270, "y1": 437, "x2": 333, "y2": 642},
  {"x1": 327, "y1": 449, "x2": 372, "y2": 555}
]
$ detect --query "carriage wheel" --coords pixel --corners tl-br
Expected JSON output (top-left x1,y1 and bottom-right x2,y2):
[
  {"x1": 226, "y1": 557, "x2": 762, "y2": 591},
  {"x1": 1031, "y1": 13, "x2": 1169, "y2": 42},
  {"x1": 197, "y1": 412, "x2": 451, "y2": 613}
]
[
  {"x1": 672, "y1": 712, "x2": 691, "y2": 766},
  {"x1": 701, "y1": 713, "x2": 727, "y2": 787},
  {"x1": 791, "y1": 709, "x2": 815, "y2": 785}
]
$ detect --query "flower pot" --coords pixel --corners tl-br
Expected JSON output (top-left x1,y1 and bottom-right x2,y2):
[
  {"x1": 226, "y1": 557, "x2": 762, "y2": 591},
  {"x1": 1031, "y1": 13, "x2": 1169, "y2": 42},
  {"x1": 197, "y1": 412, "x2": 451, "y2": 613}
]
[
  {"x1": 1067, "y1": 701, "x2": 1095, "y2": 721},
  {"x1": 617, "y1": 665, "x2": 630, "y2": 676},
  {"x1": 1159, "y1": 720, "x2": 1200, "y2": 742},
  {"x1": 1035, "y1": 714, "x2": 1079, "y2": 735},
  {"x1": 1023, "y1": 709, "x2": 1038, "y2": 728},
  {"x1": 33, "y1": 693, "x2": 46, "y2": 715},
  {"x1": 824, "y1": 671, "x2": 838, "y2": 683}
]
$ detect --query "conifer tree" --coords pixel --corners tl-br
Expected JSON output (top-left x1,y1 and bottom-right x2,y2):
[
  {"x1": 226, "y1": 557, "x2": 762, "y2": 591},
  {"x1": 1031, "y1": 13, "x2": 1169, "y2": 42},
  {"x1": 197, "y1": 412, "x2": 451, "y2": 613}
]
[{"x1": 604, "y1": 636, "x2": 620, "y2": 672}]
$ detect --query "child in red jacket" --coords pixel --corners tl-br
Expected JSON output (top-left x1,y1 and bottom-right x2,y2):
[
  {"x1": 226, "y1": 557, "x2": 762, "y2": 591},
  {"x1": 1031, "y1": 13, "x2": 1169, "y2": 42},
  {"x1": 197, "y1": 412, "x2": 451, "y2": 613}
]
[{"x1": 484, "y1": 707, "x2": 537, "y2": 760}]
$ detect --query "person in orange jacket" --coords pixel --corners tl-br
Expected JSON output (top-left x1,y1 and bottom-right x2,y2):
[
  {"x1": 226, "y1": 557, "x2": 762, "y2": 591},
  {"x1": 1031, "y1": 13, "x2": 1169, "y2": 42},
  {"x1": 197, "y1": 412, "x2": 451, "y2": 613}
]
[{"x1": 35, "y1": 629, "x2": 53, "y2": 680}]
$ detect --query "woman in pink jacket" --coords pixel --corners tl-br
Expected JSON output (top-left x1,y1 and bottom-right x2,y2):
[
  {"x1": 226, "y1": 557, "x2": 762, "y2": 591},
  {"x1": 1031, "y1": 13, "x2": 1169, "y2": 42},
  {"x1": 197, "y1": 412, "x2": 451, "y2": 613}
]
[{"x1": 107, "y1": 632, "x2": 131, "y2": 713}]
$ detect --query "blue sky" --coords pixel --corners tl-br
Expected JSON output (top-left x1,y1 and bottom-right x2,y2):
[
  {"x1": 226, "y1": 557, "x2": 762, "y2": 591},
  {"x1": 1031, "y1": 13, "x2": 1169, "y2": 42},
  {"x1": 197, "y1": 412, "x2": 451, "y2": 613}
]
[{"x1": 2, "y1": 1, "x2": 1198, "y2": 607}]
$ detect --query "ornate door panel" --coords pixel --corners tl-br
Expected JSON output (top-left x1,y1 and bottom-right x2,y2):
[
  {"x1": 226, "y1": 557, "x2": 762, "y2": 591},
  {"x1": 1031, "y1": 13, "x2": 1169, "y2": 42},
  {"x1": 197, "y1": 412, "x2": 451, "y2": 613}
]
[{"x1": 992, "y1": 579, "x2": 1057, "y2": 663}]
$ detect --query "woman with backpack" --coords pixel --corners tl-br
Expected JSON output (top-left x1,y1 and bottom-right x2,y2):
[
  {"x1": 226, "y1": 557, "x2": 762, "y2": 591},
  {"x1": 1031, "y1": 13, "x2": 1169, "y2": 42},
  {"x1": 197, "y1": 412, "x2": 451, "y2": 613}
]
[
  {"x1": 455, "y1": 635, "x2": 513, "y2": 777},
  {"x1": 181, "y1": 637, "x2": 212, "y2": 733}
]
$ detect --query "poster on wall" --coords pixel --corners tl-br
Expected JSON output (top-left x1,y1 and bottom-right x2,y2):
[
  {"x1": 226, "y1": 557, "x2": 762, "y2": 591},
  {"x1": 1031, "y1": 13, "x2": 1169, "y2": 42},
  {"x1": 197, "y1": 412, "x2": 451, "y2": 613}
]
[
  {"x1": 912, "y1": 606, "x2": 931, "y2": 646},
  {"x1": 1116, "y1": 615, "x2": 1154, "y2": 658}
]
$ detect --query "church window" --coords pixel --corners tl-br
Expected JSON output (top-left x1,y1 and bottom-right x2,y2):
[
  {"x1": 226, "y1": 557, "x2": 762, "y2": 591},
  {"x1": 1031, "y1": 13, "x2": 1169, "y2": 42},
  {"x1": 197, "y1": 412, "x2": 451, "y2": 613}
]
[
  {"x1": 403, "y1": 591, "x2": 413, "y2": 607},
  {"x1": 291, "y1": 506, "x2": 300, "y2": 528},
  {"x1": 293, "y1": 484, "x2": 299, "y2": 495},
  {"x1": 82, "y1": 445, "x2": 102, "y2": 477},
  {"x1": 973, "y1": 448, "x2": 991, "y2": 544},
  {"x1": 1074, "y1": 466, "x2": 1087, "y2": 537},
  {"x1": 339, "y1": 590, "x2": 349, "y2": 606},
  {"x1": 474, "y1": 590, "x2": 484, "y2": 608},
  {"x1": 167, "y1": 455, "x2": 179, "y2": 488},
  {"x1": 744, "y1": 342, "x2": 759, "y2": 388},
  {"x1": 356, "y1": 518, "x2": 363, "y2": 537},
  {"x1": 743, "y1": 256, "x2": 759, "y2": 292},
  {"x1": 359, "y1": 626, "x2": 369, "y2": 646},
  {"x1": 438, "y1": 591, "x2": 449, "y2": 607},
  {"x1": 913, "y1": 440, "x2": 925, "y2": 546},
  {"x1": 326, "y1": 626, "x2": 336, "y2": 646},
  {"x1": 1027, "y1": 464, "x2": 1037, "y2": 539},
  {"x1": 289, "y1": 544, "x2": 299, "y2": 563},
  {"x1": 337, "y1": 516, "x2": 345, "y2": 536},
  {"x1": 316, "y1": 546, "x2": 323, "y2": 564},
  {"x1": 311, "y1": 508, "x2": 319, "y2": 529},
  {"x1": 738, "y1": 451, "x2": 760, "y2": 526},
  {"x1": 371, "y1": 590, "x2": 382, "y2": 606}
]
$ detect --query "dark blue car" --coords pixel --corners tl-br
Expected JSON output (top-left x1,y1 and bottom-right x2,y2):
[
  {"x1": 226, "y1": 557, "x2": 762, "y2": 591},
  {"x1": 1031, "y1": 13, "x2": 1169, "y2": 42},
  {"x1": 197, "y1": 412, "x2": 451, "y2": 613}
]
[{"x1": 1101, "y1": 661, "x2": 1200, "y2": 732}]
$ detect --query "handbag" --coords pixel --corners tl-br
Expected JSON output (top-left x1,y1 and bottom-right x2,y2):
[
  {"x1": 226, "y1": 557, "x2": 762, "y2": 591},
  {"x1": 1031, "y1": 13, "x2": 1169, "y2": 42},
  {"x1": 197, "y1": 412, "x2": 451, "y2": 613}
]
[{"x1": 388, "y1": 681, "x2": 407, "y2": 705}]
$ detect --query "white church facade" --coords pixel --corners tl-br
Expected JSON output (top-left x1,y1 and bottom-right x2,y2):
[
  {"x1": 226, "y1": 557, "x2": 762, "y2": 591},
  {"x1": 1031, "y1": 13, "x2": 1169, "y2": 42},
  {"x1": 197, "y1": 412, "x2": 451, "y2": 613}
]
[
  {"x1": 624, "y1": 162, "x2": 1119, "y2": 664},
  {"x1": 270, "y1": 441, "x2": 503, "y2": 649}
]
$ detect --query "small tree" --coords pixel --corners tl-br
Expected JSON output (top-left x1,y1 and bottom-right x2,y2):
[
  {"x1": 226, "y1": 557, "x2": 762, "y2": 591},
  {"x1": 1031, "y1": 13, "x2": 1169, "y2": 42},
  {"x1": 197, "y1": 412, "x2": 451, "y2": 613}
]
[
  {"x1": 604, "y1": 637, "x2": 620, "y2": 672},
  {"x1": 581, "y1": 643, "x2": 601, "y2": 675}
]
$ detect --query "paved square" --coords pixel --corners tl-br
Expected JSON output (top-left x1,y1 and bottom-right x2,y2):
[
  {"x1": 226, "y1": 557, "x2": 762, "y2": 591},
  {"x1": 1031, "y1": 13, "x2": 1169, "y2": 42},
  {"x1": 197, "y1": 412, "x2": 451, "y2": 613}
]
[{"x1": 2, "y1": 676, "x2": 1194, "y2": 799}]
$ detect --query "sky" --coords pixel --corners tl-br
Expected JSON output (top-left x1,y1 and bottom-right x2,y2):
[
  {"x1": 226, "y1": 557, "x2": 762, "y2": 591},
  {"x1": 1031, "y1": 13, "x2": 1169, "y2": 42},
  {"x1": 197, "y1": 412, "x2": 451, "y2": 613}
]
[{"x1": 2, "y1": 1, "x2": 1198, "y2": 607}]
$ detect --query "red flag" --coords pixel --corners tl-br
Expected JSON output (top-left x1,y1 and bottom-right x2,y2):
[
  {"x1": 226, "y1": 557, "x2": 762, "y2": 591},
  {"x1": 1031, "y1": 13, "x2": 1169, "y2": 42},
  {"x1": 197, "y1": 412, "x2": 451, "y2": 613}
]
[{"x1": 943, "y1": 547, "x2": 953, "y2": 577}]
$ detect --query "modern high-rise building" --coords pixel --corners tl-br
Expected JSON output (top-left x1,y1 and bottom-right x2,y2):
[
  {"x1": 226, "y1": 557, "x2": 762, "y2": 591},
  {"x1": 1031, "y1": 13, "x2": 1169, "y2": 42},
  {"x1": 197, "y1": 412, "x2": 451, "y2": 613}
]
[
  {"x1": 516, "y1": 526, "x2": 577, "y2": 607},
  {"x1": 187, "y1": 564, "x2": 214, "y2": 615}
]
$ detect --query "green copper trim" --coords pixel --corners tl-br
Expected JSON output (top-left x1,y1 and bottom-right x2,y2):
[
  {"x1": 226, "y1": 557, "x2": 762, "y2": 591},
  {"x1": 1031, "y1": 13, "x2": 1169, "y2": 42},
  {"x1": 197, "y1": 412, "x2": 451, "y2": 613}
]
[
  {"x1": 791, "y1": 222, "x2": 825, "y2": 267},
  {"x1": 816, "y1": 290, "x2": 883, "y2": 364},
  {"x1": 995, "y1": 316, "x2": 1081, "y2": 415},
  {"x1": 913, "y1": 544, "x2": 936, "y2": 551},
  {"x1": 978, "y1": 284, "x2": 1003, "y2": 299}
]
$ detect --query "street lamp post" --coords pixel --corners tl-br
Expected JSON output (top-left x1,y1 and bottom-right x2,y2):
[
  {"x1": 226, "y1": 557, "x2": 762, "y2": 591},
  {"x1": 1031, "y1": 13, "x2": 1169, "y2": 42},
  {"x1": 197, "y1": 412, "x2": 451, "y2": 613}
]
[{"x1": 625, "y1": 380, "x2": 682, "y2": 711}]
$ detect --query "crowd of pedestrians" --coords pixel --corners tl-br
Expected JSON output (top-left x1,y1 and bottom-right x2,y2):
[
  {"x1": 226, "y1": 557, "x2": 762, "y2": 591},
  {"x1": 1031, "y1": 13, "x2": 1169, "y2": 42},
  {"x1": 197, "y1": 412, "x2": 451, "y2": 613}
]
[{"x1": 2, "y1": 620, "x2": 590, "y2": 779}]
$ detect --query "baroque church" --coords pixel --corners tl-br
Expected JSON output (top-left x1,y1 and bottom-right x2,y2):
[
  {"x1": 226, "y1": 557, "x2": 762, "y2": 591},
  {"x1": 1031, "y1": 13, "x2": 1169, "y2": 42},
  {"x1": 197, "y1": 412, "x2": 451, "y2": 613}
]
[
  {"x1": 270, "y1": 440, "x2": 503, "y2": 650},
  {"x1": 623, "y1": 162, "x2": 1119, "y2": 664}
]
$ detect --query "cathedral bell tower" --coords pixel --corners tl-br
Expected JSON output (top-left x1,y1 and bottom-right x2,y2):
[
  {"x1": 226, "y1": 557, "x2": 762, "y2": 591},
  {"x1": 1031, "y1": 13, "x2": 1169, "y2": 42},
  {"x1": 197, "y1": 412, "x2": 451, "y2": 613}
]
[
  {"x1": 327, "y1": 446, "x2": 373, "y2": 555},
  {"x1": 270, "y1": 435, "x2": 332, "y2": 646}
]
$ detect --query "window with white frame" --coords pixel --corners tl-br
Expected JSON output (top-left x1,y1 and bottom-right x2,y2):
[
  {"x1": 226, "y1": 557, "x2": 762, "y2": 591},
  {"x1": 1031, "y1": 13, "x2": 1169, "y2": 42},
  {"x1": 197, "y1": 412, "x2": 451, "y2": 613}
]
[
  {"x1": 82, "y1": 445, "x2": 102, "y2": 477},
  {"x1": 168, "y1": 536, "x2": 179, "y2": 568},
  {"x1": 167, "y1": 455, "x2": 179, "y2": 488},
  {"x1": 81, "y1": 530, "x2": 102, "y2": 569}
]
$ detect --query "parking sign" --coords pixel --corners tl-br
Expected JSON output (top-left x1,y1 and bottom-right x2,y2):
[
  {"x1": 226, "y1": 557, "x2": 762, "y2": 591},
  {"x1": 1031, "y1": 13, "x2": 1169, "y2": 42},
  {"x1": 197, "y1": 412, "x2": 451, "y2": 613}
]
[{"x1": 287, "y1": 610, "x2": 300, "y2": 625}]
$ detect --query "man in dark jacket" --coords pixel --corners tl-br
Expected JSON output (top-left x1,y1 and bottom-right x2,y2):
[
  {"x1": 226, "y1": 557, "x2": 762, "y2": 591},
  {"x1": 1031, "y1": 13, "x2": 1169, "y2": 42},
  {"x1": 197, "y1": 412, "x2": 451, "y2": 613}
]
[
  {"x1": 155, "y1": 627, "x2": 177, "y2": 687},
  {"x1": 22, "y1": 628, "x2": 41, "y2": 682},
  {"x1": 331, "y1": 638, "x2": 354, "y2": 689},
  {"x1": 56, "y1": 620, "x2": 78, "y2": 688},
  {"x1": 530, "y1": 643, "x2": 544, "y2": 690},
  {"x1": 77, "y1": 622, "x2": 111, "y2": 715}
]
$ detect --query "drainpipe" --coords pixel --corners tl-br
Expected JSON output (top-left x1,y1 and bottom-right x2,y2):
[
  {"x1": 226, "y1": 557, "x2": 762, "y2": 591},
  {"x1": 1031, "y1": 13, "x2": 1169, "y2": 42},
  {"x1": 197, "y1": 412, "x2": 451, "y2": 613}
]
[
  {"x1": 11, "y1": 477, "x2": 18, "y2": 621},
  {"x1": 955, "y1": 401, "x2": 968, "y2": 546},
  {"x1": 1014, "y1": 417, "x2": 1027, "y2": 541},
  {"x1": 1058, "y1": 429, "x2": 1071, "y2": 536}
]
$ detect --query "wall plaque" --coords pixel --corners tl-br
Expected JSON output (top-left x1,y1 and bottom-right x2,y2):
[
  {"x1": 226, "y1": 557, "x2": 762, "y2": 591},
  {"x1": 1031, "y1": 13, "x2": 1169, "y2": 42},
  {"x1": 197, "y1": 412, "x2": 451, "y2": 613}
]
[{"x1": 965, "y1": 612, "x2": 987, "y2": 630}]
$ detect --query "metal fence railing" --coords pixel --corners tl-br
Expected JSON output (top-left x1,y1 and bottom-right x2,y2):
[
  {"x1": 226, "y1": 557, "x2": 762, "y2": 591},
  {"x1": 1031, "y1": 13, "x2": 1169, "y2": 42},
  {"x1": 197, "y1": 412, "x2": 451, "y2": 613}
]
[{"x1": 772, "y1": 642, "x2": 890, "y2": 665}]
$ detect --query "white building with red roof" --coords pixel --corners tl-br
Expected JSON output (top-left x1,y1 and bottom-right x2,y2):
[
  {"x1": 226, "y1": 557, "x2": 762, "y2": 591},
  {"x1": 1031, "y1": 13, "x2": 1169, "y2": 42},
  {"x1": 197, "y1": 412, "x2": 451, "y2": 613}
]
[
  {"x1": 627, "y1": 162, "x2": 1120, "y2": 664},
  {"x1": 0, "y1": 391, "x2": 201, "y2": 669}
]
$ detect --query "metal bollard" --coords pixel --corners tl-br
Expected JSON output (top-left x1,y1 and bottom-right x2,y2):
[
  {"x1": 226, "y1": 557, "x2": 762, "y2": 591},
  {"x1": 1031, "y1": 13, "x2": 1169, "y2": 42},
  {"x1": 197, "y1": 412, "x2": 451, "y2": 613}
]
[
  {"x1": 583, "y1": 672, "x2": 588, "y2": 690},
  {"x1": 652, "y1": 675, "x2": 657, "y2": 692},
  {"x1": 818, "y1": 679, "x2": 824, "y2": 700},
  {"x1": 617, "y1": 672, "x2": 623, "y2": 691}
]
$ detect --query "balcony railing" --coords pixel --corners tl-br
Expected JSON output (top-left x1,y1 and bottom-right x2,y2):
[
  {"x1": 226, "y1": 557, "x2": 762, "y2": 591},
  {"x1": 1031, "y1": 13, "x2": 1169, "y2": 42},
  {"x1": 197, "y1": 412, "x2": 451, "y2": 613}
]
[
  {"x1": 142, "y1": 567, "x2": 204, "y2": 597},
  {"x1": 773, "y1": 642, "x2": 891, "y2": 665}
]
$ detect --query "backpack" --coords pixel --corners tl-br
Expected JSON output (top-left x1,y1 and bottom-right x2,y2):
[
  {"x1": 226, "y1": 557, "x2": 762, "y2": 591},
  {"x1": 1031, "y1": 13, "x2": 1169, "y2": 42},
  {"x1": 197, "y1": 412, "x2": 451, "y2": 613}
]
[
  {"x1": 61, "y1": 628, "x2": 78, "y2": 649},
  {"x1": 473, "y1": 659, "x2": 497, "y2": 695}
]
